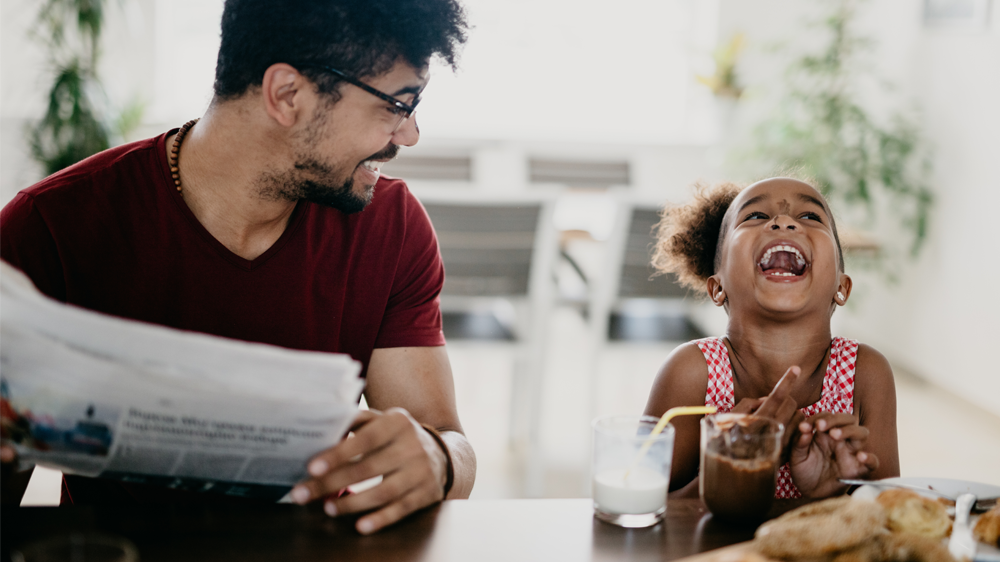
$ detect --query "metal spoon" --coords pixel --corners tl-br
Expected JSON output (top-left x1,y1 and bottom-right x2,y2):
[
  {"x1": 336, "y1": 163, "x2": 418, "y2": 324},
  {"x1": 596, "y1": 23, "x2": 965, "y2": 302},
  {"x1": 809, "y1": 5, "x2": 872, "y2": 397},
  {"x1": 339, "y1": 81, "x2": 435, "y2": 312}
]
[{"x1": 949, "y1": 493, "x2": 977, "y2": 562}]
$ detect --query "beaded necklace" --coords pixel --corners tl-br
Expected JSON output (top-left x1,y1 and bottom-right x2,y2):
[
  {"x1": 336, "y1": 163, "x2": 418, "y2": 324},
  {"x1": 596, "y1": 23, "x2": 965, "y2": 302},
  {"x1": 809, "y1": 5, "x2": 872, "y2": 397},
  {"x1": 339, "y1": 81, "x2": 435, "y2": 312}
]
[{"x1": 168, "y1": 119, "x2": 199, "y2": 193}]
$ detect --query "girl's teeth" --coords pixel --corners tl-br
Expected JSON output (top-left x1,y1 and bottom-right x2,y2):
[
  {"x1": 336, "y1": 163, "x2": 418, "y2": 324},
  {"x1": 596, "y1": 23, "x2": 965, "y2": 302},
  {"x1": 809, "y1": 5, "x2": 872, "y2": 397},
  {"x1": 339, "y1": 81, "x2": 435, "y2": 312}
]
[{"x1": 758, "y1": 245, "x2": 805, "y2": 266}]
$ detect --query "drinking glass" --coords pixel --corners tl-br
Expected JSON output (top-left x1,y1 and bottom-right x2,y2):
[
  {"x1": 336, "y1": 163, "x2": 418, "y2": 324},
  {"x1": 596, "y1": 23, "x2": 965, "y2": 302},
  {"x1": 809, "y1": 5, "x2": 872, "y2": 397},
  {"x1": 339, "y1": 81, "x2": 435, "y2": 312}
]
[
  {"x1": 699, "y1": 413, "x2": 784, "y2": 521},
  {"x1": 591, "y1": 414, "x2": 674, "y2": 528}
]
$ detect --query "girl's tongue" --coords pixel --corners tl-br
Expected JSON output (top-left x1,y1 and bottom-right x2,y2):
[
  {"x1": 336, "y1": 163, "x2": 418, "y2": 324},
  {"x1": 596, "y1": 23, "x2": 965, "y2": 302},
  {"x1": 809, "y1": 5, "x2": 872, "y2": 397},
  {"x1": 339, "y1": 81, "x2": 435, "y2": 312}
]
[{"x1": 759, "y1": 249, "x2": 807, "y2": 277}]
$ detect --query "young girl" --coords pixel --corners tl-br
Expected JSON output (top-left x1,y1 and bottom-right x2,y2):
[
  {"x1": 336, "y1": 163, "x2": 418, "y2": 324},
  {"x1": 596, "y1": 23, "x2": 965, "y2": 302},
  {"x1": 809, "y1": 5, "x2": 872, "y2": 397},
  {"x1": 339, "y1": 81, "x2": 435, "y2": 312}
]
[{"x1": 645, "y1": 177, "x2": 899, "y2": 499}]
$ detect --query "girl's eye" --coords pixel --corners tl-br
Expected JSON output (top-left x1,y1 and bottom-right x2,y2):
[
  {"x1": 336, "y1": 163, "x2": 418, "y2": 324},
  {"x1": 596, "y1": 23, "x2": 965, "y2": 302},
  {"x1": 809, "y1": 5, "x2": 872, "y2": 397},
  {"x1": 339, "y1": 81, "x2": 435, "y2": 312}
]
[
  {"x1": 800, "y1": 212, "x2": 822, "y2": 222},
  {"x1": 743, "y1": 211, "x2": 768, "y2": 221},
  {"x1": 386, "y1": 105, "x2": 406, "y2": 117}
]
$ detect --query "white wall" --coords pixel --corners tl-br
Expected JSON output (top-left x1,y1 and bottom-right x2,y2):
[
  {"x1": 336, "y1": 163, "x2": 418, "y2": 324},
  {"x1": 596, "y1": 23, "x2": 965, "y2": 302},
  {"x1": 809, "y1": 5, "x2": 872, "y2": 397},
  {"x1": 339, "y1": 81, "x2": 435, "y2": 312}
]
[
  {"x1": 717, "y1": 0, "x2": 1000, "y2": 417},
  {"x1": 840, "y1": 3, "x2": 1000, "y2": 417}
]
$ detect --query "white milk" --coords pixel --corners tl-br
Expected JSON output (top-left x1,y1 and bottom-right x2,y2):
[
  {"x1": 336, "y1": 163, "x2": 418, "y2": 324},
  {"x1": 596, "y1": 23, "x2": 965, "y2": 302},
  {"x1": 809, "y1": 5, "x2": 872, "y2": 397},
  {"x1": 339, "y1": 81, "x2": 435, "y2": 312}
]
[{"x1": 592, "y1": 467, "x2": 668, "y2": 514}]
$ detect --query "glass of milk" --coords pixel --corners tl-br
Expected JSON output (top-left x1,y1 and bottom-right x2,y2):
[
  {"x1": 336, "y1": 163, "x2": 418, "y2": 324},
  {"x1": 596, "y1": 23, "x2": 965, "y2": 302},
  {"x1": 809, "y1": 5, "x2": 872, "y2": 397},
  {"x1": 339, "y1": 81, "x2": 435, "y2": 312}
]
[{"x1": 591, "y1": 415, "x2": 674, "y2": 528}]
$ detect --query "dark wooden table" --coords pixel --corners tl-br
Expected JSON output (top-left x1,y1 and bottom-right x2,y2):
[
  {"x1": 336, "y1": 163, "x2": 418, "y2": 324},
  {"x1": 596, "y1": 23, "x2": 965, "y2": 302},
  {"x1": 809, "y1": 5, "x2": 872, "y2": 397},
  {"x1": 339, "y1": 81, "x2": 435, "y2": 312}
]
[{"x1": 1, "y1": 498, "x2": 780, "y2": 561}]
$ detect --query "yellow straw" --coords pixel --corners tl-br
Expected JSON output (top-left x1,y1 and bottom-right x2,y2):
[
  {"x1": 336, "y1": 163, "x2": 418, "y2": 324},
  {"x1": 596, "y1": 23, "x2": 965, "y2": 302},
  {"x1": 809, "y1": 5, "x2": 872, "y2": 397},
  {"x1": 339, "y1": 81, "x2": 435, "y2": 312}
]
[{"x1": 624, "y1": 405, "x2": 717, "y2": 479}]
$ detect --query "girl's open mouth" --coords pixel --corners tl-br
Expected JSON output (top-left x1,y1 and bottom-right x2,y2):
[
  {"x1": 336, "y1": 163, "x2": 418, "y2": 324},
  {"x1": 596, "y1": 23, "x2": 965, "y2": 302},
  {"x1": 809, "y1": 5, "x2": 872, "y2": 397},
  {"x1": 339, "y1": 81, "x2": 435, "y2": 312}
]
[{"x1": 757, "y1": 243, "x2": 809, "y2": 278}]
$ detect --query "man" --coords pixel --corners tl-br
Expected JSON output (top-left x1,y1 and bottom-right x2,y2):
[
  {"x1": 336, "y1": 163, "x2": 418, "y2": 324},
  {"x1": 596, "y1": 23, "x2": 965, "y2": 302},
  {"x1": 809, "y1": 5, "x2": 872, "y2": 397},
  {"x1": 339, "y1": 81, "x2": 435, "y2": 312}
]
[{"x1": 0, "y1": 0, "x2": 474, "y2": 534}]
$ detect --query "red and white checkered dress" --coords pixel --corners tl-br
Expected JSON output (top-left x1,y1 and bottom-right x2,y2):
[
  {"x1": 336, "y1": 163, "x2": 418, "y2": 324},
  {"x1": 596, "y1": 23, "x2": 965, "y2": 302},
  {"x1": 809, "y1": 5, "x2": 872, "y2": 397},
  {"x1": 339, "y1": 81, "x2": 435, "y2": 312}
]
[{"x1": 695, "y1": 336, "x2": 859, "y2": 498}]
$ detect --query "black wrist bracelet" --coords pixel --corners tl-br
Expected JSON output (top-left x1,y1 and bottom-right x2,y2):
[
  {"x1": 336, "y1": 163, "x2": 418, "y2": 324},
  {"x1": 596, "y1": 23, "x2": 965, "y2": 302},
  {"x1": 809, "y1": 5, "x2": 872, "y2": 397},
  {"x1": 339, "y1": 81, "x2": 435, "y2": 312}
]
[{"x1": 420, "y1": 423, "x2": 455, "y2": 498}]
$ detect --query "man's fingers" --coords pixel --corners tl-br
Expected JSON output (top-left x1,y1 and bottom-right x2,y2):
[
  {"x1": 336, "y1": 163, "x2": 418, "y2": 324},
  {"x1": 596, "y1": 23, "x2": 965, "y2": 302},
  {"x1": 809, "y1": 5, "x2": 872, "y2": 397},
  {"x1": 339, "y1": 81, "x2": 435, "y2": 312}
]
[
  {"x1": 351, "y1": 487, "x2": 434, "y2": 535},
  {"x1": 302, "y1": 434, "x2": 424, "y2": 501},
  {"x1": 348, "y1": 409, "x2": 380, "y2": 431},
  {"x1": 311, "y1": 411, "x2": 410, "y2": 476},
  {"x1": 1, "y1": 445, "x2": 16, "y2": 464},
  {"x1": 326, "y1": 466, "x2": 431, "y2": 519}
]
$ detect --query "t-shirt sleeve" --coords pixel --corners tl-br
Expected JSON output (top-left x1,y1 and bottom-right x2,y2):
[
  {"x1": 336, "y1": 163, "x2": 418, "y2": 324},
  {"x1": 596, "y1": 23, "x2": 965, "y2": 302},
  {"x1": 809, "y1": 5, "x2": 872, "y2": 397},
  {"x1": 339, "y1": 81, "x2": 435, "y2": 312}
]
[
  {"x1": 0, "y1": 192, "x2": 67, "y2": 301},
  {"x1": 373, "y1": 189, "x2": 446, "y2": 349}
]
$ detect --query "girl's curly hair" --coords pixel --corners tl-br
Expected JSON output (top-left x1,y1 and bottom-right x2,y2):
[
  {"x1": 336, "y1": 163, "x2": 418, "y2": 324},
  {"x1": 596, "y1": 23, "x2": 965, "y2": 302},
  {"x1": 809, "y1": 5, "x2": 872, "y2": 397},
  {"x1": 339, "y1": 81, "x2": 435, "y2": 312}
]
[
  {"x1": 652, "y1": 175, "x2": 846, "y2": 294},
  {"x1": 651, "y1": 181, "x2": 744, "y2": 294}
]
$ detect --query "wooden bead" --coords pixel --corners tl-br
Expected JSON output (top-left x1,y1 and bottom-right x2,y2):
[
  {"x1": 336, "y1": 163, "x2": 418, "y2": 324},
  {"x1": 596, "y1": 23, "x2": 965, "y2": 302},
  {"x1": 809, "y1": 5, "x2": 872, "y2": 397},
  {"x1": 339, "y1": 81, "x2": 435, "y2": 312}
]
[{"x1": 168, "y1": 118, "x2": 198, "y2": 194}]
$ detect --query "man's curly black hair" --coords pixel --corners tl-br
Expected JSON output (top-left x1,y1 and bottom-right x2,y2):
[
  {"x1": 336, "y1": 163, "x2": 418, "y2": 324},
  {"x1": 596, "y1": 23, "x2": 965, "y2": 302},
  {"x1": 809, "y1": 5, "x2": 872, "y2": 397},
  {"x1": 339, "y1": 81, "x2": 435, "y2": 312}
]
[{"x1": 214, "y1": 0, "x2": 469, "y2": 102}]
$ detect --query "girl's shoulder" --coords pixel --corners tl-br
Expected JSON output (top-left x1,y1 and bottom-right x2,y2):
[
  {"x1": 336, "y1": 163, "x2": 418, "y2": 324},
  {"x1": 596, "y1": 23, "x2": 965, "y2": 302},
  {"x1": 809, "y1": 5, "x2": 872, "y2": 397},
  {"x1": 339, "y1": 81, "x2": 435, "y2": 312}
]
[
  {"x1": 645, "y1": 341, "x2": 712, "y2": 415},
  {"x1": 853, "y1": 343, "x2": 894, "y2": 382},
  {"x1": 851, "y1": 343, "x2": 896, "y2": 415}
]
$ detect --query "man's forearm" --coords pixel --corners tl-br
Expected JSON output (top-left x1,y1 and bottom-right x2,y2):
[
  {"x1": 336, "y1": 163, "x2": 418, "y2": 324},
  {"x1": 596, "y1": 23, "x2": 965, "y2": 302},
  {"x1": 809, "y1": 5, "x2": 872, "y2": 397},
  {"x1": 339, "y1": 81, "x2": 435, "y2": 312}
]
[{"x1": 441, "y1": 431, "x2": 476, "y2": 499}]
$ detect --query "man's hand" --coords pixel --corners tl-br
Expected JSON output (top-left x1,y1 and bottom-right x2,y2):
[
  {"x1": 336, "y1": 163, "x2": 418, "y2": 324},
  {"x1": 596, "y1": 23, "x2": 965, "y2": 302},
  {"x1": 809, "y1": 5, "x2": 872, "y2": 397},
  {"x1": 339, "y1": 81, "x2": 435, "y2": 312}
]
[
  {"x1": 290, "y1": 408, "x2": 448, "y2": 535},
  {"x1": 2, "y1": 442, "x2": 32, "y2": 505},
  {"x1": 789, "y1": 412, "x2": 879, "y2": 498}
]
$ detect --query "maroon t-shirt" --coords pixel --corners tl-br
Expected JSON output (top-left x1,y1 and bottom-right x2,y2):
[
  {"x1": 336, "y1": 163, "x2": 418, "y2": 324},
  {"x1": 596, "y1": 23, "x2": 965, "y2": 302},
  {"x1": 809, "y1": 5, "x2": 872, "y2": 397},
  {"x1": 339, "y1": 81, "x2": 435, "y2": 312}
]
[{"x1": 0, "y1": 130, "x2": 446, "y2": 503}]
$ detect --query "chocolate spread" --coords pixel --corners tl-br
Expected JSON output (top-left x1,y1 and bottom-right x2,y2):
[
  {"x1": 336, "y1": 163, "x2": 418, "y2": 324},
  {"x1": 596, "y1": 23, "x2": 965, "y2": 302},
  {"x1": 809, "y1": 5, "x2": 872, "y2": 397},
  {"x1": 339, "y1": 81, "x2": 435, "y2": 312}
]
[{"x1": 700, "y1": 451, "x2": 777, "y2": 521}]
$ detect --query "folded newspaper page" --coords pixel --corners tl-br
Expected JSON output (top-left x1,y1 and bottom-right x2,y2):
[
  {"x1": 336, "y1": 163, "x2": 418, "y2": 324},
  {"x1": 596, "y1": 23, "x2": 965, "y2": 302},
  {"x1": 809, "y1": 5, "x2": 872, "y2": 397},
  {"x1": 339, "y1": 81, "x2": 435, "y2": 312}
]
[{"x1": 0, "y1": 261, "x2": 364, "y2": 500}]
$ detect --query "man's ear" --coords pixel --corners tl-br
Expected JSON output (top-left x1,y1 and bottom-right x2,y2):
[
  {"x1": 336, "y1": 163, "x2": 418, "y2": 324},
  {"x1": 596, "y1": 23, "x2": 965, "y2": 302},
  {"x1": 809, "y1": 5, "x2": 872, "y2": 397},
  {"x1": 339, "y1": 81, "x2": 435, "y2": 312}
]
[
  {"x1": 835, "y1": 273, "x2": 853, "y2": 305},
  {"x1": 261, "y1": 63, "x2": 311, "y2": 128}
]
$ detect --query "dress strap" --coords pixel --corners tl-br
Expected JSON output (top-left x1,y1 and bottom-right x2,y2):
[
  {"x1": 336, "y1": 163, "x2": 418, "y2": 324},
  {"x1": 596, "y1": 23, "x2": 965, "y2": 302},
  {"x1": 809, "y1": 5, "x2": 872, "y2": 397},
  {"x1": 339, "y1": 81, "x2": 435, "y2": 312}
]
[
  {"x1": 695, "y1": 337, "x2": 735, "y2": 412},
  {"x1": 819, "y1": 337, "x2": 859, "y2": 415}
]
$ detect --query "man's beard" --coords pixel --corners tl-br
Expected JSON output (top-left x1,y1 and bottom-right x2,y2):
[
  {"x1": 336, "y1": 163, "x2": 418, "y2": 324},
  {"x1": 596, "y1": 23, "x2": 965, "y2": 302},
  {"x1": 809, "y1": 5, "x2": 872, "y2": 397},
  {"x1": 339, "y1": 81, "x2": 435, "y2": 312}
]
[{"x1": 257, "y1": 143, "x2": 399, "y2": 215}]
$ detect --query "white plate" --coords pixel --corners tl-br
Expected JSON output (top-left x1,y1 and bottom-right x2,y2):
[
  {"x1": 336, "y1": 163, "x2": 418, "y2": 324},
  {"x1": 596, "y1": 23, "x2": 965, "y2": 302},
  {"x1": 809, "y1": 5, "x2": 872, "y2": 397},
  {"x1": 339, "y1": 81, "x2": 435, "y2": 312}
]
[
  {"x1": 879, "y1": 477, "x2": 1000, "y2": 500},
  {"x1": 848, "y1": 478, "x2": 1000, "y2": 562}
]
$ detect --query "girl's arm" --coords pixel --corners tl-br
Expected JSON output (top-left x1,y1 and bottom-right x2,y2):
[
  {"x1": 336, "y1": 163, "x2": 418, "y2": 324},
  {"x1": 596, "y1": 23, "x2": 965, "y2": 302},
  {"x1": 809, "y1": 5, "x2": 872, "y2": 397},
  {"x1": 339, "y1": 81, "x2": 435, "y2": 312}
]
[
  {"x1": 643, "y1": 342, "x2": 710, "y2": 496},
  {"x1": 853, "y1": 344, "x2": 900, "y2": 479}
]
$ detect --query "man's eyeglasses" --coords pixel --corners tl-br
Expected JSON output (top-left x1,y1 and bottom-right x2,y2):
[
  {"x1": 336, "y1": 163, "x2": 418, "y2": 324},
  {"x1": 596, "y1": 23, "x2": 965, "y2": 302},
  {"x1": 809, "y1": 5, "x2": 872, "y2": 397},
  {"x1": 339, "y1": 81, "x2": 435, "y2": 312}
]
[{"x1": 294, "y1": 63, "x2": 419, "y2": 133}]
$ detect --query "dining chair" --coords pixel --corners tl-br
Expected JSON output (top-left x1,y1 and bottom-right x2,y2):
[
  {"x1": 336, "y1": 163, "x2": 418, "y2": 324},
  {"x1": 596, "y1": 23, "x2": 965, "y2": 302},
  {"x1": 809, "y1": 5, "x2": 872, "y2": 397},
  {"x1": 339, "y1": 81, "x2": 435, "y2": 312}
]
[{"x1": 420, "y1": 193, "x2": 559, "y2": 497}]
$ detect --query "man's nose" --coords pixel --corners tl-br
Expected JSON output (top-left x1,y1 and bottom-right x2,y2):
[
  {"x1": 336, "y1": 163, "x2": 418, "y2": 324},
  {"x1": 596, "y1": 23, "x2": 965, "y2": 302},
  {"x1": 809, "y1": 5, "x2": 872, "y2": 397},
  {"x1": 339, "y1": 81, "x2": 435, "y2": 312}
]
[
  {"x1": 391, "y1": 115, "x2": 420, "y2": 147},
  {"x1": 770, "y1": 215, "x2": 797, "y2": 230}
]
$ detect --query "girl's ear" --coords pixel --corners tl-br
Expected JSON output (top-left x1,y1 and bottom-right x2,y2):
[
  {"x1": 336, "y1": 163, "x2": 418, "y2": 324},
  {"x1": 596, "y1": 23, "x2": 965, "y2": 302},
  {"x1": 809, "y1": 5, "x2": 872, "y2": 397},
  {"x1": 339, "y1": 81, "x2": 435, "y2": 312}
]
[
  {"x1": 706, "y1": 276, "x2": 726, "y2": 307},
  {"x1": 834, "y1": 273, "x2": 853, "y2": 305}
]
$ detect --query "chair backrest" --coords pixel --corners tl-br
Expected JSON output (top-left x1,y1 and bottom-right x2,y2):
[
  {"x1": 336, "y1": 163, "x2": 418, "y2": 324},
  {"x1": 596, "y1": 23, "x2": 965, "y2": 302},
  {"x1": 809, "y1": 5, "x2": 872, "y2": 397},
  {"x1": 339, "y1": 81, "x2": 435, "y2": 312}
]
[
  {"x1": 617, "y1": 207, "x2": 687, "y2": 299},
  {"x1": 422, "y1": 202, "x2": 545, "y2": 298}
]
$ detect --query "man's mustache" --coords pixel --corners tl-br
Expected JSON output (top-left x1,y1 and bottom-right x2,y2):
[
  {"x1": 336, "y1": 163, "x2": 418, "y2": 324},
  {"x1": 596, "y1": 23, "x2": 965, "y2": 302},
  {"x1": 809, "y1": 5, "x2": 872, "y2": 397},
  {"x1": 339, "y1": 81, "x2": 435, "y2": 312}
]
[{"x1": 367, "y1": 144, "x2": 399, "y2": 162}]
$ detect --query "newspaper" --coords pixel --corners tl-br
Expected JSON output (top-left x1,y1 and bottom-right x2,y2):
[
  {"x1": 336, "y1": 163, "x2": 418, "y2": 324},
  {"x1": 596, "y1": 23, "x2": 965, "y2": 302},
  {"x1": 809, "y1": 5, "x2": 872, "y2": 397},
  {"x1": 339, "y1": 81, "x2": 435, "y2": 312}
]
[{"x1": 0, "y1": 262, "x2": 365, "y2": 500}]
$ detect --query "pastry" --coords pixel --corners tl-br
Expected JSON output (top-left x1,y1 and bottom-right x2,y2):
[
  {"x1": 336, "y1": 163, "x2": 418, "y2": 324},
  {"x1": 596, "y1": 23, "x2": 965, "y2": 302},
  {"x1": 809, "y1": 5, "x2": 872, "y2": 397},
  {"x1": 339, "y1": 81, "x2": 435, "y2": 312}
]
[
  {"x1": 754, "y1": 497, "x2": 887, "y2": 559},
  {"x1": 832, "y1": 531, "x2": 955, "y2": 562},
  {"x1": 974, "y1": 503, "x2": 1000, "y2": 547},
  {"x1": 876, "y1": 489, "x2": 952, "y2": 539}
]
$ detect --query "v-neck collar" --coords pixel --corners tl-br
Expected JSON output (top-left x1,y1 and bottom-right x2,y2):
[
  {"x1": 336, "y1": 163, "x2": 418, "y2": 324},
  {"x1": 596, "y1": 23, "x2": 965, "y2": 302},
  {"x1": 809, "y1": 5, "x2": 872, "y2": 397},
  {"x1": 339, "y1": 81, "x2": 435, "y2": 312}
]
[{"x1": 156, "y1": 130, "x2": 308, "y2": 271}]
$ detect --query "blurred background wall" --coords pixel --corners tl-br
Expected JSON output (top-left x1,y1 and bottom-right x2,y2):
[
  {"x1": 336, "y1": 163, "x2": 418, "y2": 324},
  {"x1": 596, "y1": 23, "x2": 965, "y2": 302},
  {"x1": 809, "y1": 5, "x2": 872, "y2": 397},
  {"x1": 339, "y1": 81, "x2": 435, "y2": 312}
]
[{"x1": 3, "y1": 0, "x2": 999, "y2": 501}]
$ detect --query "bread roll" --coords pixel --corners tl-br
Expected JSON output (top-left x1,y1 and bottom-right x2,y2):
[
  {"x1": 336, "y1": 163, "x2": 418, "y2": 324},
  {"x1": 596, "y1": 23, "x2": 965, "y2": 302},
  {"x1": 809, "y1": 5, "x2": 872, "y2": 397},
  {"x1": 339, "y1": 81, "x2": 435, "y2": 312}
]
[
  {"x1": 876, "y1": 489, "x2": 952, "y2": 539},
  {"x1": 754, "y1": 497, "x2": 887, "y2": 559},
  {"x1": 974, "y1": 503, "x2": 1000, "y2": 547}
]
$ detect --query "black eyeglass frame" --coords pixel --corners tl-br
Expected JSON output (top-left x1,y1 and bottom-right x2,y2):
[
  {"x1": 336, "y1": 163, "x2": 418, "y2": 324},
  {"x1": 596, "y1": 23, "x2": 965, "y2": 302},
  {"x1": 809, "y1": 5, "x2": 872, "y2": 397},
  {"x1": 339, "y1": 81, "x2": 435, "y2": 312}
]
[{"x1": 293, "y1": 62, "x2": 419, "y2": 119}]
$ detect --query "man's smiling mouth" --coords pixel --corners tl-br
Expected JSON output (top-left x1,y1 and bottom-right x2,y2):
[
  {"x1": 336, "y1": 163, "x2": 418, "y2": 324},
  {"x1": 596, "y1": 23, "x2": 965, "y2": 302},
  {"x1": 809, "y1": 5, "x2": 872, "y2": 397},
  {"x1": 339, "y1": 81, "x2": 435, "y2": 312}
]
[
  {"x1": 360, "y1": 160, "x2": 384, "y2": 174},
  {"x1": 757, "y1": 244, "x2": 809, "y2": 277}
]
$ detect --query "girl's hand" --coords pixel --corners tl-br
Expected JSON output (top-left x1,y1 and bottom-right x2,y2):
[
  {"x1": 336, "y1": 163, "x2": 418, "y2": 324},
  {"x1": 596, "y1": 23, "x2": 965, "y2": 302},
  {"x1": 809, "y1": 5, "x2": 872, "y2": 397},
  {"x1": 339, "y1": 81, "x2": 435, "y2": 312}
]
[
  {"x1": 737, "y1": 366, "x2": 807, "y2": 454},
  {"x1": 789, "y1": 412, "x2": 880, "y2": 498}
]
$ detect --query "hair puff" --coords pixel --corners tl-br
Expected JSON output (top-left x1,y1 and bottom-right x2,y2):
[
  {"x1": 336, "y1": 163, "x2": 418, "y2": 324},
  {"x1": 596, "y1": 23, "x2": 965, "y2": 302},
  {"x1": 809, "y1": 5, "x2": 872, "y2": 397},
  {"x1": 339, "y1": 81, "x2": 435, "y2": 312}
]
[{"x1": 651, "y1": 181, "x2": 744, "y2": 294}]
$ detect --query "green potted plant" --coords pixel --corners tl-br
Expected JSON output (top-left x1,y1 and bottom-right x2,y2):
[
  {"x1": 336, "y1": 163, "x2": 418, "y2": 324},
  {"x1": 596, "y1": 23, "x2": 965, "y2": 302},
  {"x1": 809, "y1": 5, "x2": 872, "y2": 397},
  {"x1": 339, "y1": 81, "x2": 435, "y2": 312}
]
[
  {"x1": 28, "y1": 0, "x2": 142, "y2": 175},
  {"x1": 738, "y1": 0, "x2": 933, "y2": 269}
]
